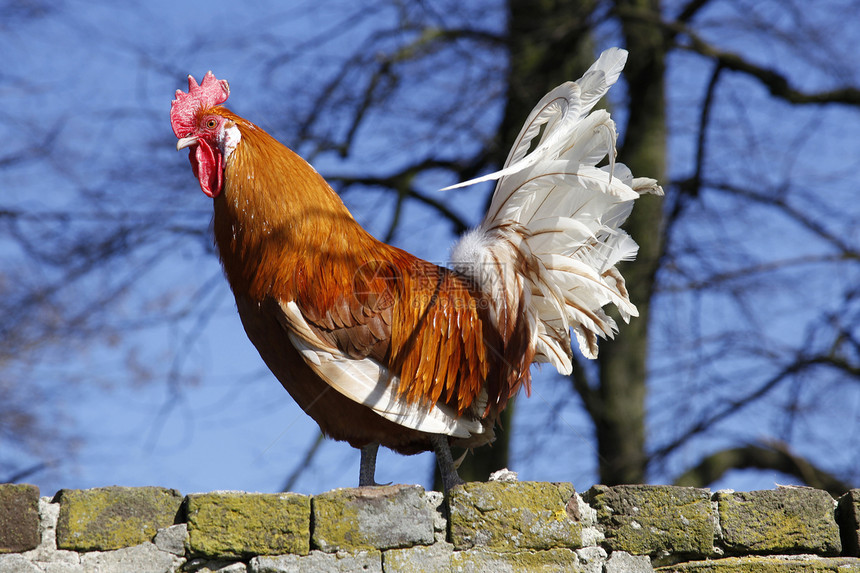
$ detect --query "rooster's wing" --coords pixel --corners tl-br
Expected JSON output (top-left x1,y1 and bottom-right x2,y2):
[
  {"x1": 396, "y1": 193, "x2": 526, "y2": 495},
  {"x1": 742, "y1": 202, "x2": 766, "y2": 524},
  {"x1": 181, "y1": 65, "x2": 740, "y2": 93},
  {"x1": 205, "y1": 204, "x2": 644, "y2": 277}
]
[{"x1": 276, "y1": 253, "x2": 500, "y2": 438}]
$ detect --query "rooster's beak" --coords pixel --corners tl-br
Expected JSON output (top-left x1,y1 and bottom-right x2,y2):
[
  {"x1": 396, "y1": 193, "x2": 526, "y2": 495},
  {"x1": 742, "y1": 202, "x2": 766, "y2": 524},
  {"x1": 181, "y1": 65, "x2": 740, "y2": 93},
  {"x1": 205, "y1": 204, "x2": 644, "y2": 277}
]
[{"x1": 176, "y1": 136, "x2": 199, "y2": 150}]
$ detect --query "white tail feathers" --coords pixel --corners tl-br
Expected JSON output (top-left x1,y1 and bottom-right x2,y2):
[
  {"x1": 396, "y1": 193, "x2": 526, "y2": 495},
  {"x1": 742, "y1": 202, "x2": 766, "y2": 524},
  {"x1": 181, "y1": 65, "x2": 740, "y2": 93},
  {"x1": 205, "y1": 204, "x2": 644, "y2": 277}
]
[{"x1": 448, "y1": 47, "x2": 663, "y2": 372}]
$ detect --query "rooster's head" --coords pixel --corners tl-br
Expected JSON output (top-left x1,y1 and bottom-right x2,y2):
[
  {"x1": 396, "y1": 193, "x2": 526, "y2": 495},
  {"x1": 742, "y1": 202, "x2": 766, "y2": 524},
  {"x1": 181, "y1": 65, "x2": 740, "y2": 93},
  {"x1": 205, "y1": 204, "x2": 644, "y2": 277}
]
[{"x1": 171, "y1": 72, "x2": 235, "y2": 198}]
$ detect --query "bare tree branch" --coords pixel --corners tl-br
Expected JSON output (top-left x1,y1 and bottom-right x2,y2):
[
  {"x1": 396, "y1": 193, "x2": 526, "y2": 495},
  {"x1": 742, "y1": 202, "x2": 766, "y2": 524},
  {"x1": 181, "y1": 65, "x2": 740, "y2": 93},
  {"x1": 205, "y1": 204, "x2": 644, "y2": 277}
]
[
  {"x1": 675, "y1": 0, "x2": 712, "y2": 25},
  {"x1": 3, "y1": 461, "x2": 54, "y2": 485},
  {"x1": 665, "y1": 60, "x2": 723, "y2": 231},
  {"x1": 674, "y1": 441, "x2": 852, "y2": 497},
  {"x1": 651, "y1": 354, "x2": 855, "y2": 464},
  {"x1": 327, "y1": 157, "x2": 483, "y2": 235},
  {"x1": 682, "y1": 37, "x2": 860, "y2": 106},
  {"x1": 621, "y1": 5, "x2": 860, "y2": 106},
  {"x1": 660, "y1": 253, "x2": 858, "y2": 293},
  {"x1": 712, "y1": 181, "x2": 859, "y2": 256}
]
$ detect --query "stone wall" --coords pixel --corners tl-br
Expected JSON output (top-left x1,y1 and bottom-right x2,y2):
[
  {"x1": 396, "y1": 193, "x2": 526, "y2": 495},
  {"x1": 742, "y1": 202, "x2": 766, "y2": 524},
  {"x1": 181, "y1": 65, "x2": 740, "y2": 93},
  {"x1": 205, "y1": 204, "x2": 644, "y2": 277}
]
[{"x1": 3, "y1": 481, "x2": 860, "y2": 572}]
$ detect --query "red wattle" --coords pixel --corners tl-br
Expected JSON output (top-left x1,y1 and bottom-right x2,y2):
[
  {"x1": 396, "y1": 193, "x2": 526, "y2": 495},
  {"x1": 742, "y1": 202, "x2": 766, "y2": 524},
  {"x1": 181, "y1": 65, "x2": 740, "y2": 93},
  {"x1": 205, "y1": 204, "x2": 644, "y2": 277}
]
[{"x1": 189, "y1": 140, "x2": 223, "y2": 198}]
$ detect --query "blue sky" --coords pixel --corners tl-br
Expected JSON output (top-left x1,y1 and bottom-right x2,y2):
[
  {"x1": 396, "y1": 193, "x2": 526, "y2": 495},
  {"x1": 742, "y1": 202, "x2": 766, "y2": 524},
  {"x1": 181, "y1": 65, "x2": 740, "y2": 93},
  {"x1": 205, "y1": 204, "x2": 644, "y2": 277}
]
[{"x1": 3, "y1": 0, "x2": 860, "y2": 497}]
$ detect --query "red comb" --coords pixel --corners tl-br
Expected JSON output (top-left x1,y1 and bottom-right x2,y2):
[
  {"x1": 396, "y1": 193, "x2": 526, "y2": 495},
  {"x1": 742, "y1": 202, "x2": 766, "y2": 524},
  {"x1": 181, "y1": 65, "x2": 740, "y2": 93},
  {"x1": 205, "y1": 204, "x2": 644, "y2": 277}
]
[{"x1": 170, "y1": 71, "x2": 230, "y2": 138}]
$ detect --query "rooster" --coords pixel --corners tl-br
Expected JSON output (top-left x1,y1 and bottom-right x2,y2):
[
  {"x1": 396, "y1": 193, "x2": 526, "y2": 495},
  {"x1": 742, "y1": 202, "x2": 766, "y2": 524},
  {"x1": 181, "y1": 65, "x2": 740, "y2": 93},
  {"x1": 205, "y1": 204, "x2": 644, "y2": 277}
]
[{"x1": 171, "y1": 48, "x2": 661, "y2": 492}]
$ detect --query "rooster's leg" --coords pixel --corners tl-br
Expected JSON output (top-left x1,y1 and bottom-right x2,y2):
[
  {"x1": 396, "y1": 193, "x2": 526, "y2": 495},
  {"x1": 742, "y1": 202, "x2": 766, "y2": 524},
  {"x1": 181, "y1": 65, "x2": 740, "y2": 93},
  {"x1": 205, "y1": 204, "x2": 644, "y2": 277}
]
[
  {"x1": 430, "y1": 434, "x2": 464, "y2": 493},
  {"x1": 359, "y1": 442, "x2": 381, "y2": 487}
]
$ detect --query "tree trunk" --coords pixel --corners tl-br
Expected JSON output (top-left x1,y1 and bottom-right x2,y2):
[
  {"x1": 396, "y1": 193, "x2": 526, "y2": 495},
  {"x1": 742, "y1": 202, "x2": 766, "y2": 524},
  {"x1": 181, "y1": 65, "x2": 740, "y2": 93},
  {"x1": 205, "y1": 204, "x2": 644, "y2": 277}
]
[{"x1": 593, "y1": 0, "x2": 667, "y2": 485}]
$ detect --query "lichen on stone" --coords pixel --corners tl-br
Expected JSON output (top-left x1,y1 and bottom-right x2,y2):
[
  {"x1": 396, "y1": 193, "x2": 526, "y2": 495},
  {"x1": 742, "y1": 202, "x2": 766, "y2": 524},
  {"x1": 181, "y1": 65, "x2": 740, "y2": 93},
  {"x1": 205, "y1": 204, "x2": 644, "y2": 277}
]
[
  {"x1": 54, "y1": 486, "x2": 182, "y2": 552},
  {"x1": 311, "y1": 484, "x2": 434, "y2": 553},
  {"x1": 586, "y1": 484, "x2": 714, "y2": 558},
  {"x1": 185, "y1": 491, "x2": 310, "y2": 558},
  {"x1": 716, "y1": 489, "x2": 841, "y2": 556},
  {"x1": 449, "y1": 481, "x2": 582, "y2": 552}
]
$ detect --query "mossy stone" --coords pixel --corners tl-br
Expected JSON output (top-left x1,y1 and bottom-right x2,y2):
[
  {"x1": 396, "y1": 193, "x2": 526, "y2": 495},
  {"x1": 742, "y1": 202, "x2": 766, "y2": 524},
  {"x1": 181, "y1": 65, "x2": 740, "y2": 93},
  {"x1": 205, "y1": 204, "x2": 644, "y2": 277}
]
[
  {"x1": 186, "y1": 491, "x2": 310, "y2": 558},
  {"x1": 54, "y1": 486, "x2": 182, "y2": 551},
  {"x1": 0, "y1": 483, "x2": 40, "y2": 553},
  {"x1": 312, "y1": 484, "x2": 434, "y2": 552},
  {"x1": 657, "y1": 555, "x2": 860, "y2": 572},
  {"x1": 449, "y1": 481, "x2": 582, "y2": 552},
  {"x1": 586, "y1": 484, "x2": 713, "y2": 558},
  {"x1": 716, "y1": 489, "x2": 840, "y2": 555}
]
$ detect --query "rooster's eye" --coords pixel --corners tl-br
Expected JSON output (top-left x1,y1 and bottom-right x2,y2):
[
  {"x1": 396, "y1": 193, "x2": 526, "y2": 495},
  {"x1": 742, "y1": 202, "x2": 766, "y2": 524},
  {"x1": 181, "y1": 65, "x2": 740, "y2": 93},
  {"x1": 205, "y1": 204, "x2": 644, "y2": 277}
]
[{"x1": 206, "y1": 119, "x2": 217, "y2": 129}]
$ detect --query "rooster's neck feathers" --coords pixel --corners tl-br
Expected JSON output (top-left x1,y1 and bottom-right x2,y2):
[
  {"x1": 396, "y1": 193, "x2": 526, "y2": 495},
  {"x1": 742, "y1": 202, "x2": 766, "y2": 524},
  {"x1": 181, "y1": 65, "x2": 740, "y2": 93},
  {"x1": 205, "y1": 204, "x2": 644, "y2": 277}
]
[{"x1": 212, "y1": 109, "x2": 374, "y2": 300}]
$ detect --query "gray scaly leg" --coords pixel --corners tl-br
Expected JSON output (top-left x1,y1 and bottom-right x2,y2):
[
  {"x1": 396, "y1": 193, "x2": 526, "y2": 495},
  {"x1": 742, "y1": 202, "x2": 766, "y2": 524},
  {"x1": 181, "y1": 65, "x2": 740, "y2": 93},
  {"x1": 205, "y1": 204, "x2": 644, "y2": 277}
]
[
  {"x1": 431, "y1": 434, "x2": 464, "y2": 493},
  {"x1": 359, "y1": 442, "x2": 380, "y2": 487}
]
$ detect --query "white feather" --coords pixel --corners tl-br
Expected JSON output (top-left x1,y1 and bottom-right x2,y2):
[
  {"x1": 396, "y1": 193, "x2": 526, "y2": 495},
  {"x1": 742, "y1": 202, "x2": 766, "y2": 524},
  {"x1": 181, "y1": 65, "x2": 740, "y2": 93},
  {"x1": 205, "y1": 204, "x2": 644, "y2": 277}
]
[
  {"x1": 278, "y1": 300, "x2": 485, "y2": 438},
  {"x1": 448, "y1": 48, "x2": 663, "y2": 373},
  {"x1": 575, "y1": 47, "x2": 628, "y2": 118}
]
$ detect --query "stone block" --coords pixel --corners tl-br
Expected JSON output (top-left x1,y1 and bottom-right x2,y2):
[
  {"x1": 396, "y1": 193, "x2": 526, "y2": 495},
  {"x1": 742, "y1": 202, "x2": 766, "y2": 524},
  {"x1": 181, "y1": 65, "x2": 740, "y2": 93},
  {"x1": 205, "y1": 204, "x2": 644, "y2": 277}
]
[
  {"x1": 248, "y1": 549, "x2": 381, "y2": 573},
  {"x1": 0, "y1": 554, "x2": 42, "y2": 573},
  {"x1": 77, "y1": 542, "x2": 184, "y2": 573},
  {"x1": 716, "y1": 489, "x2": 840, "y2": 555},
  {"x1": 186, "y1": 491, "x2": 310, "y2": 558},
  {"x1": 184, "y1": 559, "x2": 247, "y2": 572},
  {"x1": 606, "y1": 550, "x2": 653, "y2": 572},
  {"x1": 0, "y1": 484, "x2": 40, "y2": 554},
  {"x1": 311, "y1": 485, "x2": 433, "y2": 552},
  {"x1": 54, "y1": 486, "x2": 182, "y2": 551},
  {"x1": 656, "y1": 555, "x2": 860, "y2": 572},
  {"x1": 424, "y1": 490, "x2": 447, "y2": 537},
  {"x1": 382, "y1": 542, "x2": 454, "y2": 573},
  {"x1": 575, "y1": 546, "x2": 608, "y2": 573},
  {"x1": 586, "y1": 485, "x2": 713, "y2": 558},
  {"x1": 450, "y1": 547, "x2": 586, "y2": 573},
  {"x1": 449, "y1": 481, "x2": 582, "y2": 552},
  {"x1": 154, "y1": 524, "x2": 188, "y2": 556},
  {"x1": 838, "y1": 489, "x2": 860, "y2": 556}
]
